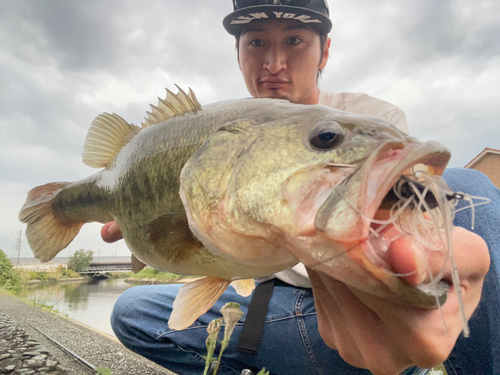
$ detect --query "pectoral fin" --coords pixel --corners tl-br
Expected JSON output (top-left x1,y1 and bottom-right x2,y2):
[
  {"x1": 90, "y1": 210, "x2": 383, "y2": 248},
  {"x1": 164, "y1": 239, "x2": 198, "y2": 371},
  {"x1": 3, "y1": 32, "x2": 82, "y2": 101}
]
[
  {"x1": 169, "y1": 277, "x2": 231, "y2": 330},
  {"x1": 230, "y1": 279, "x2": 255, "y2": 297},
  {"x1": 147, "y1": 213, "x2": 203, "y2": 265}
]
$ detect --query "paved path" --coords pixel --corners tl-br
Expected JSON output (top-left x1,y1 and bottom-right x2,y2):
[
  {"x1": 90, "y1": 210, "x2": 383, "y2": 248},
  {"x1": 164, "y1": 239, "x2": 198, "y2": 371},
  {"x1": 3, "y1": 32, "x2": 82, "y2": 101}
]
[{"x1": 0, "y1": 294, "x2": 176, "y2": 375}]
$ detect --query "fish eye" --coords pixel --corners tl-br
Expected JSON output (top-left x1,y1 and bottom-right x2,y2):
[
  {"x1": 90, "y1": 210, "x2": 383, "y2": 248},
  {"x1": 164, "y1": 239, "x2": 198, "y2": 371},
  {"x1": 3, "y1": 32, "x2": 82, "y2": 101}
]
[{"x1": 309, "y1": 122, "x2": 345, "y2": 151}]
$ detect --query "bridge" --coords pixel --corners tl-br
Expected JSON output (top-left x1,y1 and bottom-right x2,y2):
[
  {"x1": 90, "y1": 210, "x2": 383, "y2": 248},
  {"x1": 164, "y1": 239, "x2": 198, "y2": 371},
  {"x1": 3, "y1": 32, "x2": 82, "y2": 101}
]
[{"x1": 80, "y1": 262, "x2": 132, "y2": 274}]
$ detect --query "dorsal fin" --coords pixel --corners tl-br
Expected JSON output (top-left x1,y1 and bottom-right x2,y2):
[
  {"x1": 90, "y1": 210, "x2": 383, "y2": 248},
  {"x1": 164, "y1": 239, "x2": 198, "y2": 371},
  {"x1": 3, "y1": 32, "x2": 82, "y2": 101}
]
[
  {"x1": 82, "y1": 112, "x2": 140, "y2": 168},
  {"x1": 141, "y1": 85, "x2": 202, "y2": 128}
]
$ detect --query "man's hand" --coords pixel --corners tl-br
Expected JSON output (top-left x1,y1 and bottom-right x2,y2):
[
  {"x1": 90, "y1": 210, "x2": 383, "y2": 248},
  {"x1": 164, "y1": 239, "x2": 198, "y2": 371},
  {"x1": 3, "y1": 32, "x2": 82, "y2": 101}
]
[
  {"x1": 307, "y1": 227, "x2": 490, "y2": 375},
  {"x1": 101, "y1": 221, "x2": 123, "y2": 243}
]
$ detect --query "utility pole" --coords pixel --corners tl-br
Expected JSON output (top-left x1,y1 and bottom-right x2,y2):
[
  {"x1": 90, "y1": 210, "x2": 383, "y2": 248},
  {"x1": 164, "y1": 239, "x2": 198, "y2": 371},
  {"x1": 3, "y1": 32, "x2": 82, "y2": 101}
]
[{"x1": 13, "y1": 229, "x2": 22, "y2": 265}]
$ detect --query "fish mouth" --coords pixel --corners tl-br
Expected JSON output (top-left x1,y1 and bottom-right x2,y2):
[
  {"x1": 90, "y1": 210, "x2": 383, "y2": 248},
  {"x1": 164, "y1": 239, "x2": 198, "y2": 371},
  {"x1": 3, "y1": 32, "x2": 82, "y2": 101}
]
[
  {"x1": 308, "y1": 140, "x2": 452, "y2": 308},
  {"x1": 315, "y1": 140, "x2": 451, "y2": 242}
]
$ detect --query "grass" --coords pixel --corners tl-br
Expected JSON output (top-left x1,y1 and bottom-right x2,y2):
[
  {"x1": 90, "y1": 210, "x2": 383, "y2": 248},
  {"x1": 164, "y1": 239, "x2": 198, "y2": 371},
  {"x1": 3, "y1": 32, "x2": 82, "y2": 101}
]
[
  {"x1": 30, "y1": 288, "x2": 62, "y2": 314},
  {"x1": 0, "y1": 249, "x2": 23, "y2": 293},
  {"x1": 95, "y1": 367, "x2": 113, "y2": 375},
  {"x1": 14, "y1": 268, "x2": 84, "y2": 284},
  {"x1": 107, "y1": 272, "x2": 132, "y2": 279},
  {"x1": 127, "y1": 267, "x2": 187, "y2": 282},
  {"x1": 1, "y1": 253, "x2": 77, "y2": 316}
]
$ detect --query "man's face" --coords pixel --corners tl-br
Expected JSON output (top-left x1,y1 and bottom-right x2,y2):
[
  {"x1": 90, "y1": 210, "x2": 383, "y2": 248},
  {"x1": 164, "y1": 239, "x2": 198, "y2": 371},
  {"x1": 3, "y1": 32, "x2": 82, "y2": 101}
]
[{"x1": 237, "y1": 19, "x2": 330, "y2": 105}]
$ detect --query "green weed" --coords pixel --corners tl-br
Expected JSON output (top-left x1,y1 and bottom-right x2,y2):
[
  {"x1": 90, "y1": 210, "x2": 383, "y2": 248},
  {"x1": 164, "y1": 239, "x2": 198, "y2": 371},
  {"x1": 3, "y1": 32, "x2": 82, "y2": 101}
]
[
  {"x1": 95, "y1": 367, "x2": 113, "y2": 375},
  {"x1": 129, "y1": 267, "x2": 185, "y2": 282}
]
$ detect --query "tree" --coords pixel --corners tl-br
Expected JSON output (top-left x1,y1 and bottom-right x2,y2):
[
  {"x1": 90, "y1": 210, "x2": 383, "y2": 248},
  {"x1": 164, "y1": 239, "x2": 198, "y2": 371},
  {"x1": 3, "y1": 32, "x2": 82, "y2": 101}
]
[
  {"x1": 67, "y1": 249, "x2": 94, "y2": 273},
  {"x1": 0, "y1": 247, "x2": 20, "y2": 291}
]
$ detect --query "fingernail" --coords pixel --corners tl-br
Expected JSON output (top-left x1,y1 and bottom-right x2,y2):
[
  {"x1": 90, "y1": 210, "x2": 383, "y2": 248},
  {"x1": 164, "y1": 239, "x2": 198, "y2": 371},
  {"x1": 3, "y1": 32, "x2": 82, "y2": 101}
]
[
  {"x1": 108, "y1": 222, "x2": 120, "y2": 236},
  {"x1": 413, "y1": 243, "x2": 428, "y2": 284}
]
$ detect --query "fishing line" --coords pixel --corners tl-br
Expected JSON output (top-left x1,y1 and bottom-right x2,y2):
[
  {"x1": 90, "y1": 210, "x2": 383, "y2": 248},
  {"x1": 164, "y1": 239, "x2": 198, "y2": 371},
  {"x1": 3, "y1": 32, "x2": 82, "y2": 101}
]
[
  {"x1": 453, "y1": 195, "x2": 491, "y2": 230},
  {"x1": 307, "y1": 170, "x2": 490, "y2": 336}
]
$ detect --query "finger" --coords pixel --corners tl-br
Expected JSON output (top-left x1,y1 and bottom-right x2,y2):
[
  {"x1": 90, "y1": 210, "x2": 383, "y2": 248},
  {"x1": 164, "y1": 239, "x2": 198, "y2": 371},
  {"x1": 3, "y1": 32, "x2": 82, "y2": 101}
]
[
  {"x1": 101, "y1": 221, "x2": 123, "y2": 243},
  {"x1": 386, "y1": 234, "x2": 427, "y2": 285},
  {"x1": 347, "y1": 285, "x2": 459, "y2": 369},
  {"x1": 308, "y1": 269, "x2": 368, "y2": 368},
  {"x1": 427, "y1": 227, "x2": 489, "y2": 319},
  {"x1": 308, "y1": 268, "x2": 411, "y2": 374},
  {"x1": 385, "y1": 227, "x2": 489, "y2": 290}
]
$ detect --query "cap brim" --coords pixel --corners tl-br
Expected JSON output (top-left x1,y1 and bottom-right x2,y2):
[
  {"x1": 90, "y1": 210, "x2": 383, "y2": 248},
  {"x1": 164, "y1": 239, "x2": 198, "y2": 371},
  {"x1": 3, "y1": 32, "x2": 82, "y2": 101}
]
[{"x1": 223, "y1": 5, "x2": 332, "y2": 35}]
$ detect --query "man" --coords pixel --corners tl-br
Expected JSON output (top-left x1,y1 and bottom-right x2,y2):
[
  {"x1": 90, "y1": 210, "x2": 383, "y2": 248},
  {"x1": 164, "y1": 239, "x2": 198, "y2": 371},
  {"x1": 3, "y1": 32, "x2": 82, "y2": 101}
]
[{"x1": 109, "y1": 1, "x2": 499, "y2": 374}]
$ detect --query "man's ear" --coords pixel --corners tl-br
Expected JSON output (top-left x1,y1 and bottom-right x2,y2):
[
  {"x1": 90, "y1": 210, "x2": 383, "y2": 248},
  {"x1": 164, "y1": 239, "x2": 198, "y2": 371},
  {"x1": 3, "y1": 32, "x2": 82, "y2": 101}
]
[{"x1": 319, "y1": 37, "x2": 331, "y2": 70}]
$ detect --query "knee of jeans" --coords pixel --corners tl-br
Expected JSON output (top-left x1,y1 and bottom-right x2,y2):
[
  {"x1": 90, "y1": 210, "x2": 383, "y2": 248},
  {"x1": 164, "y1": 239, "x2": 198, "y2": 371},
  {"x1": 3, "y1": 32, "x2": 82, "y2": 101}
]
[
  {"x1": 444, "y1": 168, "x2": 493, "y2": 192},
  {"x1": 111, "y1": 286, "x2": 151, "y2": 335},
  {"x1": 111, "y1": 288, "x2": 132, "y2": 336},
  {"x1": 111, "y1": 285, "x2": 180, "y2": 341}
]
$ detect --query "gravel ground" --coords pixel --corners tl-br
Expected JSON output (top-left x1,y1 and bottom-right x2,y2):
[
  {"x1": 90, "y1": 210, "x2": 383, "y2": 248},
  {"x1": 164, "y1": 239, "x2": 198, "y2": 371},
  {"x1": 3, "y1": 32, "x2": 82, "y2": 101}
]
[
  {"x1": 0, "y1": 294, "x2": 176, "y2": 375},
  {"x1": 0, "y1": 312, "x2": 68, "y2": 374}
]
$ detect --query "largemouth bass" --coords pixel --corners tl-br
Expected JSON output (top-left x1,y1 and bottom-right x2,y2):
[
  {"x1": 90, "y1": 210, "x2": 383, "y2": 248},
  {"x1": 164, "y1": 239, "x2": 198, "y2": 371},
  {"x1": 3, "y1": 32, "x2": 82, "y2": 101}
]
[{"x1": 19, "y1": 87, "x2": 454, "y2": 330}]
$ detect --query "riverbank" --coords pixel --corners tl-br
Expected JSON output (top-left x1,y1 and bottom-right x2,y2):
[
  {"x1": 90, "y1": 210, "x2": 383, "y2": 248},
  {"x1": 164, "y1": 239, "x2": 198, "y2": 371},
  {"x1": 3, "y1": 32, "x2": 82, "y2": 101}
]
[
  {"x1": 27, "y1": 277, "x2": 91, "y2": 285},
  {"x1": 124, "y1": 276, "x2": 200, "y2": 285},
  {"x1": 0, "y1": 291, "x2": 176, "y2": 375}
]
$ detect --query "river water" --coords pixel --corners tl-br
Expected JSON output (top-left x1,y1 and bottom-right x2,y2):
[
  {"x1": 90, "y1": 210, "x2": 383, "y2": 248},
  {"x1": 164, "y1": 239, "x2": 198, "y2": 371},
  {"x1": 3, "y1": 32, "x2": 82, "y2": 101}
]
[{"x1": 26, "y1": 278, "x2": 136, "y2": 336}]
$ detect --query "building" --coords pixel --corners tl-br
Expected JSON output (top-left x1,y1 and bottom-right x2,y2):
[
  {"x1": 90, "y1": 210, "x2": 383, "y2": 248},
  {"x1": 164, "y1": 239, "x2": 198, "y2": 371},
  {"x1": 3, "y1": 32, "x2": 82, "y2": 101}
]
[{"x1": 465, "y1": 148, "x2": 500, "y2": 188}]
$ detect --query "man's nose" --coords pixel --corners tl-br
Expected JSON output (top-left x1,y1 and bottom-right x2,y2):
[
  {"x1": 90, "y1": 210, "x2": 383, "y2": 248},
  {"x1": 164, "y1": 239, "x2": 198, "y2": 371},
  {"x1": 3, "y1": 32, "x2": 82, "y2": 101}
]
[{"x1": 263, "y1": 46, "x2": 287, "y2": 74}]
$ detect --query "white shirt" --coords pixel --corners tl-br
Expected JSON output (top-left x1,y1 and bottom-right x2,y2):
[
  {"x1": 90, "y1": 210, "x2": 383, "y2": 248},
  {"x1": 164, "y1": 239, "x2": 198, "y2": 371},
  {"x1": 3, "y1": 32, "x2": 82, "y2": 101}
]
[
  {"x1": 274, "y1": 90, "x2": 409, "y2": 288},
  {"x1": 319, "y1": 91, "x2": 409, "y2": 133}
]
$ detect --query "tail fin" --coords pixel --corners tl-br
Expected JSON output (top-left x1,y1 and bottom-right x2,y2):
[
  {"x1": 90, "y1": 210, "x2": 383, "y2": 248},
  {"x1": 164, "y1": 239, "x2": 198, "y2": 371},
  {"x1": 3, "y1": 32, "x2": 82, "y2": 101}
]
[{"x1": 18, "y1": 182, "x2": 83, "y2": 262}]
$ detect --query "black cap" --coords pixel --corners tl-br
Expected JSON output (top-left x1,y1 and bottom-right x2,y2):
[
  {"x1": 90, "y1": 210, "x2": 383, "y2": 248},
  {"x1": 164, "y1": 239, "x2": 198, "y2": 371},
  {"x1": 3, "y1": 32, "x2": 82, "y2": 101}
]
[{"x1": 223, "y1": 0, "x2": 332, "y2": 36}]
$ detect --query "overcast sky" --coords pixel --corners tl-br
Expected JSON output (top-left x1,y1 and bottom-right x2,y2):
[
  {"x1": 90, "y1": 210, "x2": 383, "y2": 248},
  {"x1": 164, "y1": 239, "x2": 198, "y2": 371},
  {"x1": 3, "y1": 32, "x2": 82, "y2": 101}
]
[{"x1": 1, "y1": 0, "x2": 499, "y2": 260}]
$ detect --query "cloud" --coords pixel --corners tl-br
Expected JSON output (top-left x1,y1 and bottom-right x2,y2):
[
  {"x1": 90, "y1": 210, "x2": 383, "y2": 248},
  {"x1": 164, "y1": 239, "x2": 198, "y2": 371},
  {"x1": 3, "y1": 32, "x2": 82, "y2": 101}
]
[{"x1": 0, "y1": 0, "x2": 498, "y2": 258}]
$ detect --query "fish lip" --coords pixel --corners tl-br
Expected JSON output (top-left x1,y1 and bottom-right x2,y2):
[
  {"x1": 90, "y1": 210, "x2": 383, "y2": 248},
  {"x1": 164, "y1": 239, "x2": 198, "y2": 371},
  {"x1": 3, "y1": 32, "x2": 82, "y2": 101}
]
[
  {"x1": 364, "y1": 141, "x2": 450, "y2": 220},
  {"x1": 315, "y1": 140, "x2": 451, "y2": 240}
]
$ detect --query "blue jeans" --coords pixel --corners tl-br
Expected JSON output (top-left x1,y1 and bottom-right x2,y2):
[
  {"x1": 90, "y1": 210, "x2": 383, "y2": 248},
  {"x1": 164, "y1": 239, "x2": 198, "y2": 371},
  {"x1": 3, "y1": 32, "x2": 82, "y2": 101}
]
[{"x1": 111, "y1": 168, "x2": 500, "y2": 375}]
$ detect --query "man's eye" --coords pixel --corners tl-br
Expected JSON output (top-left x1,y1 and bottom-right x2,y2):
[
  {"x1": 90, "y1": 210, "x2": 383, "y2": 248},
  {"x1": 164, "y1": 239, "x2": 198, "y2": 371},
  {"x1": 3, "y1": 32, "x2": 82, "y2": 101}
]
[
  {"x1": 287, "y1": 37, "x2": 302, "y2": 45},
  {"x1": 250, "y1": 39, "x2": 264, "y2": 47}
]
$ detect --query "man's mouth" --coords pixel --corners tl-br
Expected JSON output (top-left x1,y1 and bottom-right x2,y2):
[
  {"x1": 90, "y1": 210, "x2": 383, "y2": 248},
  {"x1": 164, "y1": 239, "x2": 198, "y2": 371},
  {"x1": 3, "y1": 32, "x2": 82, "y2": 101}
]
[{"x1": 258, "y1": 77, "x2": 291, "y2": 89}]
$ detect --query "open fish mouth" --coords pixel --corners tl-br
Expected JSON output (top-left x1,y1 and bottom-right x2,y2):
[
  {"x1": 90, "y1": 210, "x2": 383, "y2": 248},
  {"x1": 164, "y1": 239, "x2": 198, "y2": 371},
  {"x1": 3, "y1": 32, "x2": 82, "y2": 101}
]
[
  {"x1": 315, "y1": 140, "x2": 452, "y2": 242},
  {"x1": 305, "y1": 140, "x2": 455, "y2": 308}
]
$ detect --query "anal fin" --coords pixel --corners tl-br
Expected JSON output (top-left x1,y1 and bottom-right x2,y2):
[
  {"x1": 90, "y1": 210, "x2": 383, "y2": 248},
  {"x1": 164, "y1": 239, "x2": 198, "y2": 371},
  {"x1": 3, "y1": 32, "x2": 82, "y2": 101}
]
[
  {"x1": 230, "y1": 279, "x2": 255, "y2": 297},
  {"x1": 131, "y1": 254, "x2": 147, "y2": 273},
  {"x1": 169, "y1": 277, "x2": 231, "y2": 330}
]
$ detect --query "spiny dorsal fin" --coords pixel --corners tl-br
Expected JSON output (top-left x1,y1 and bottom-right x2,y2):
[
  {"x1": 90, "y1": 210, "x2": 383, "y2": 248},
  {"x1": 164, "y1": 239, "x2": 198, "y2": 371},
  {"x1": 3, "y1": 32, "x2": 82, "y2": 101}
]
[
  {"x1": 83, "y1": 113, "x2": 141, "y2": 168},
  {"x1": 141, "y1": 85, "x2": 202, "y2": 129}
]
